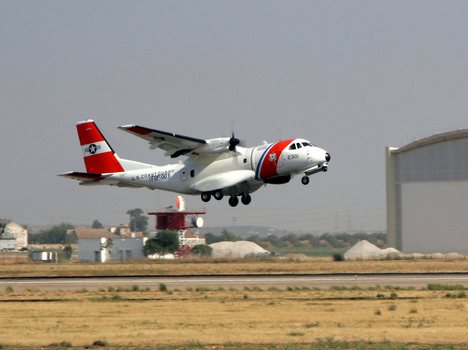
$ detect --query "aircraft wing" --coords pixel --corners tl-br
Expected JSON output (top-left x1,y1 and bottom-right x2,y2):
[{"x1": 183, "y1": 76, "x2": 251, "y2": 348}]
[
  {"x1": 190, "y1": 170, "x2": 256, "y2": 192},
  {"x1": 119, "y1": 124, "x2": 207, "y2": 158},
  {"x1": 58, "y1": 172, "x2": 143, "y2": 188}
]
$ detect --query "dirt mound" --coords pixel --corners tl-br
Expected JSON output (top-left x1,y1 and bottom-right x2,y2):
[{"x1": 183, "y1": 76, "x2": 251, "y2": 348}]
[
  {"x1": 344, "y1": 240, "x2": 466, "y2": 260},
  {"x1": 209, "y1": 241, "x2": 269, "y2": 258}
]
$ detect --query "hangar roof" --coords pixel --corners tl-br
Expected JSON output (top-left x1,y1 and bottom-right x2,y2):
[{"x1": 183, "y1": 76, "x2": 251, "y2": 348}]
[{"x1": 393, "y1": 129, "x2": 468, "y2": 154}]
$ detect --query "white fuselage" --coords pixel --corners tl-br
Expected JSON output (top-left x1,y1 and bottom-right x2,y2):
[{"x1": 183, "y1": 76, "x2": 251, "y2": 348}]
[{"x1": 106, "y1": 139, "x2": 329, "y2": 196}]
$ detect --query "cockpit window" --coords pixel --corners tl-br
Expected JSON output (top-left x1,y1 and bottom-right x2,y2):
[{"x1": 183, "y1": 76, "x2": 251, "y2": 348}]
[
  {"x1": 302, "y1": 142, "x2": 312, "y2": 147},
  {"x1": 289, "y1": 143, "x2": 296, "y2": 150},
  {"x1": 296, "y1": 143, "x2": 302, "y2": 149}
]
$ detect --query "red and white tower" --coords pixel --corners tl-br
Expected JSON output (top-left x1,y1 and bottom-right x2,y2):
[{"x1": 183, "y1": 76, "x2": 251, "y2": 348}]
[{"x1": 148, "y1": 196, "x2": 206, "y2": 256}]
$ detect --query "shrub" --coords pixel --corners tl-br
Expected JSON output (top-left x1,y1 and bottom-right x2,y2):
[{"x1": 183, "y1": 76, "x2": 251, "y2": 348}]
[
  {"x1": 159, "y1": 283, "x2": 168, "y2": 292},
  {"x1": 191, "y1": 244, "x2": 213, "y2": 257},
  {"x1": 332, "y1": 253, "x2": 345, "y2": 261},
  {"x1": 92, "y1": 340, "x2": 108, "y2": 347}
]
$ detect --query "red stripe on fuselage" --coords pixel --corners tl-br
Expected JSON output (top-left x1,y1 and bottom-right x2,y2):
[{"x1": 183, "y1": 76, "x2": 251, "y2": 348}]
[
  {"x1": 259, "y1": 139, "x2": 294, "y2": 180},
  {"x1": 77, "y1": 121, "x2": 106, "y2": 146}
]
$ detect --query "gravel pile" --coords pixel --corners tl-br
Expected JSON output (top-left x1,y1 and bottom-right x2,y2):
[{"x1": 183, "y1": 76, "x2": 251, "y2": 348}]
[
  {"x1": 209, "y1": 241, "x2": 270, "y2": 258},
  {"x1": 344, "y1": 240, "x2": 465, "y2": 260}
]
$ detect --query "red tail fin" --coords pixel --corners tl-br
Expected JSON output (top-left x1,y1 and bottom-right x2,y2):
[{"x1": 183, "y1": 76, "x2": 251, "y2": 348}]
[{"x1": 76, "y1": 120, "x2": 124, "y2": 173}]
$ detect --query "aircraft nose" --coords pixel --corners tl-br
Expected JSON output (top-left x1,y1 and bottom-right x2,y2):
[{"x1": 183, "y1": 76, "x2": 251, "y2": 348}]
[{"x1": 309, "y1": 147, "x2": 329, "y2": 164}]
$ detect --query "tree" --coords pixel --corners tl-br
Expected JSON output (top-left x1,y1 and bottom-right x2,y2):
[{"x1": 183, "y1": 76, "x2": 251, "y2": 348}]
[
  {"x1": 29, "y1": 223, "x2": 74, "y2": 244},
  {"x1": 63, "y1": 245, "x2": 73, "y2": 261},
  {"x1": 221, "y1": 229, "x2": 238, "y2": 241},
  {"x1": 192, "y1": 244, "x2": 213, "y2": 257},
  {"x1": 143, "y1": 239, "x2": 162, "y2": 256},
  {"x1": 144, "y1": 230, "x2": 179, "y2": 256},
  {"x1": 127, "y1": 208, "x2": 148, "y2": 232},
  {"x1": 92, "y1": 220, "x2": 104, "y2": 229},
  {"x1": 204, "y1": 232, "x2": 221, "y2": 245}
]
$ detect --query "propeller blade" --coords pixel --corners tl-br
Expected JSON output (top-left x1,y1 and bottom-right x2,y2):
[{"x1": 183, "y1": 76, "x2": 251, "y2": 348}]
[{"x1": 229, "y1": 132, "x2": 241, "y2": 151}]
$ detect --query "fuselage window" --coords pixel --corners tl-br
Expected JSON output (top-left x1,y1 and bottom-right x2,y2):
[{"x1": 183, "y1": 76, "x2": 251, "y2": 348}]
[{"x1": 190, "y1": 170, "x2": 195, "y2": 177}]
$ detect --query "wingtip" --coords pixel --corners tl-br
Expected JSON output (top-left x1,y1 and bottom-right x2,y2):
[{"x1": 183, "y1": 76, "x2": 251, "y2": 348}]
[
  {"x1": 58, "y1": 171, "x2": 73, "y2": 177},
  {"x1": 118, "y1": 124, "x2": 134, "y2": 130}
]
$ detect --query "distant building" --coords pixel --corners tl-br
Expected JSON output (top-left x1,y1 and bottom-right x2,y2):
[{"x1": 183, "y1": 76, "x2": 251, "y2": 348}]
[
  {"x1": 0, "y1": 220, "x2": 28, "y2": 250},
  {"x1": 31, "y1": 251, "x2": 59, "y2": 262},
  {"x1": 386, "y1": 130, "x2": 468, "y2": 253},
  {"x1": 71, "y1": 227, "x2": 146, "y2": 262},
  {"x1": 110, "y1": 224, "x2": 144, "y2": 238}
]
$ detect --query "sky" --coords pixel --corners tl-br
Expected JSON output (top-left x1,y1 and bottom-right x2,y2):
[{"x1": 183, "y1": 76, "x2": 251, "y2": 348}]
[{"x1": 1, "y1": 0, "x2": 468, "y2": 233}]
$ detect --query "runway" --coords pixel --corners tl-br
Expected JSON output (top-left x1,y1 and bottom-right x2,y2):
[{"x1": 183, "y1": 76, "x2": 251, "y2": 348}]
[{"x1": 1, "y1": 273, "x2": 467, "y2": 291}]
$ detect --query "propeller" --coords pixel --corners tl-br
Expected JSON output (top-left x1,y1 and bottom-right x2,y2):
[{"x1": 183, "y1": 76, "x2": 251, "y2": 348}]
[{"x1": 228, "y1": 132, "x2": 241, "y2": 151}]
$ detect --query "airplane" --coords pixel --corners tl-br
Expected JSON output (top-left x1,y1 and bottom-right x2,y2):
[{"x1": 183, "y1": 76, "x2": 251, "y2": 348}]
[{"x1": 60, "y1": 120, "x2": 330, "y2": 207}]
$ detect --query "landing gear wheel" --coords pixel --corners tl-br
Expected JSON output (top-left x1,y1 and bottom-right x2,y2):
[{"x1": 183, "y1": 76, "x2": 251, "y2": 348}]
[
  {"x1": 228, "y1": 196, "x2": 239, "y2": 207},
  {"x1": 322, "y1": 166, "x2": 328, "y2": 172},
  {"x1": 241, "y1": 194, "x2": 252, "y2": 205},
  {"x1": 201, "y1": 192, "x2": 211, "y2": 202},
  {"x1": 301, "y1": 176, "x2": 310, "y2": 185},
  {"x1": 213, "y1": 190, "x2": 224, "y2": 201}
]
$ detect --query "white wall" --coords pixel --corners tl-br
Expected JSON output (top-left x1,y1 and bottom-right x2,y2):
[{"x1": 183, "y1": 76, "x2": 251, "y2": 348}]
[
  {"x1": 111, "y1": 238, "x2": 145, "y2": 262},
  {"x1": 78, "y1": 238, "x2": 108, "y2": 262},
  {"x1": 401, "y1": 181, "x2": 468, "y2": 253},
  {"x1": 79, "y1": 237, "x2": 145, "y2": 262}
]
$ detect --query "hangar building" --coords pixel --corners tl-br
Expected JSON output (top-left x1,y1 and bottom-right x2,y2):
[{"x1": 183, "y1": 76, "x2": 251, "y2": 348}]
[{"x1": 386, "y1": 130, "x2": 468, "y2": 253}]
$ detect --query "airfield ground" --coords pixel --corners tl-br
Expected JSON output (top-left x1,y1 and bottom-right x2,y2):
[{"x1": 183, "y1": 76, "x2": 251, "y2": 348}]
[
  {"x1": 0, "y1": 286, "x2": 467, "y2": 349},
  {"x1": 1, "y1": 257, "x2": 468, "y2": 277},
  {"x1": 1, "y1": 259, "x2": 467, "y2": 349}
]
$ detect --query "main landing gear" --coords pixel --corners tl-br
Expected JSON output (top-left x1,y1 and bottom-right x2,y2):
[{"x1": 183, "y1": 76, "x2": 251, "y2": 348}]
[
  {"x1": 201, "y1": 192, "x2": 211, "y2": 202},
  {"x1": 228, "y1": 196, "x2": 239, "y2": 207},
  {"x1": 301, "y1": 176, "x2": 310, "y2": 185},
  {"x1": 228, "y1": 194, "x2": 251, "y2": 207},
  {"x1": 200, "y1": 191, "x2": 251, "y2": 207}
]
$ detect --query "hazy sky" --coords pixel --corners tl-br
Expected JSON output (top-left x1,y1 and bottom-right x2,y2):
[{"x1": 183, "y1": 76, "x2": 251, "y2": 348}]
[{"x1": 1, "y1": 1, "x2": 468, "y2": 233}]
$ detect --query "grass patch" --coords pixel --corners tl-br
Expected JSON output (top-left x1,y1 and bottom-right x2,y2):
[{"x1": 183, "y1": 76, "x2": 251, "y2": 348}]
[{"x1": 426, "y1": 284, "x2": 465, "y2": 291}]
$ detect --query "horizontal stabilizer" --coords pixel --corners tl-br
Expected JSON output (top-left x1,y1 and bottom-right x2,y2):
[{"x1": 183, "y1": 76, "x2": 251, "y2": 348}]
[
  {"x1": 59, "y1": 171, "x2": 144, "y2": 188},
  {"x1": 58, "y1": 171, "x2": 105, "y2": 181}
]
